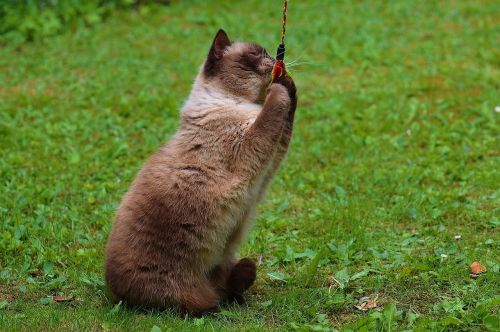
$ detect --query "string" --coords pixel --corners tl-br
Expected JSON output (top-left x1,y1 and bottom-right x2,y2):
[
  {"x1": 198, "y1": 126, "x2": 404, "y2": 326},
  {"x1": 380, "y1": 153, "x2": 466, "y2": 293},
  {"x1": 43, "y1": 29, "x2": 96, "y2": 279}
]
[
  {"x1": 281, "y1": 0, "x2": 288, "y2": 45},
  {"x1": 273, "y1": 0, "x2": 288, "y2": 79}
]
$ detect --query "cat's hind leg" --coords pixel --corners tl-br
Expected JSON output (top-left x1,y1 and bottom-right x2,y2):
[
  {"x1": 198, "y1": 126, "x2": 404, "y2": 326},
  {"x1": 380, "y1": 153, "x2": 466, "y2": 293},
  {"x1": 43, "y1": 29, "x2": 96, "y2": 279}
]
[
  {"x1": 175, "y1": 277, "x2": 220, "y2": 316},
  {"x1": 211, "y1": 258, "x2": 256, "y2": 305},
  {"x1": 226, "y1": 258, "x2": 256, "y2": 304}
]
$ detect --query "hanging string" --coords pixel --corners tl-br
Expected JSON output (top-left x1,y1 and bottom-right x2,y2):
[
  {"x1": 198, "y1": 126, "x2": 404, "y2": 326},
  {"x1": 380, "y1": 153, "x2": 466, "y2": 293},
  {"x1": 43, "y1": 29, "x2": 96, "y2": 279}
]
[
  {"x1": 273, "y1": 0, "x2": 288, "y2": 79},
  {"x1": 280, "y1": 0, "x2": 288, "y2": 45}
]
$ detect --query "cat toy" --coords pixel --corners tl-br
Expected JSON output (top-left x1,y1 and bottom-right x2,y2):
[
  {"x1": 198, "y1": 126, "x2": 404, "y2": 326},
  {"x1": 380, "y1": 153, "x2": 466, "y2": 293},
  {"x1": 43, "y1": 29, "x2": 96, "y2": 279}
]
[{"x1": 272, "y1": 0, "x2": 288, "y2": 80}]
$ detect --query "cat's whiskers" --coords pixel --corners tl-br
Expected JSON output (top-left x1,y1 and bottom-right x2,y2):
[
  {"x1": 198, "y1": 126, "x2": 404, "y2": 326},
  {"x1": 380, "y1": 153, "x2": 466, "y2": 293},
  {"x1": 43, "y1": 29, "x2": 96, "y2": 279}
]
[
  {"x1": 283, "y1": 48, "x2": 323, "y2": 70},
  {"x1": 285, "y1": 59, "x2": 321, "y2": 69}
]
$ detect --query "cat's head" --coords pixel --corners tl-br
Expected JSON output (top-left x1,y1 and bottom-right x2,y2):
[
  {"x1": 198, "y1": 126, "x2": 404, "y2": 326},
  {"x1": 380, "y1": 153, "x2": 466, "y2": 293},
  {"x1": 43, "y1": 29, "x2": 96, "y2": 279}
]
[{"x1": 202, "y1": 29, "x2": 274, "y2": 103}]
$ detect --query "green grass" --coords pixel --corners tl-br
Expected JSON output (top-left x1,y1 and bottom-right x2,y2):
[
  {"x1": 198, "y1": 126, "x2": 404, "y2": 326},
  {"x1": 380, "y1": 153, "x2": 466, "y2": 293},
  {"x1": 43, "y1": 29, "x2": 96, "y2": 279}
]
[{"x1": 1, "y1": 0, "x2": 499, "y2": 331}]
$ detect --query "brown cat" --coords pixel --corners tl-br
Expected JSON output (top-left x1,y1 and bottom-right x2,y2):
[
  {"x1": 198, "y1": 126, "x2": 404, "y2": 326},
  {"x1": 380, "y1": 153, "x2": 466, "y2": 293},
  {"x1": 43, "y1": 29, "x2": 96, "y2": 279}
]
[{"x1": 105, "y1": 29, "x2": 297, "y2": 315}]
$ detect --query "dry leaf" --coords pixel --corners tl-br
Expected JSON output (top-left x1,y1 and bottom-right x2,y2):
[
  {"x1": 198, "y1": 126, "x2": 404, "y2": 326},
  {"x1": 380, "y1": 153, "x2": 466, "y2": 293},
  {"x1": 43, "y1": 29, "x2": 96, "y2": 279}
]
[
  {"x1": 327, "y1": 276, "x2": 340, "y2": 294},
  {"x1": 470, "y1": 261, "x2": 487, "y2": 276},
  {"x1": 52, "y1": 295, "x2": 73, "y2": 302},
  {"x1": 354, "y1": 295, "x2": 381, "y2": 311}
]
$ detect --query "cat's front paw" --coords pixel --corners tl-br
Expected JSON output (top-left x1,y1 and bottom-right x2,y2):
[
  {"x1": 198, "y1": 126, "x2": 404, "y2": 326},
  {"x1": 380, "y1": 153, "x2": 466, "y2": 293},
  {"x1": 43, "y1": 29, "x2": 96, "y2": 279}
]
[
  {"x1": 265, "y1": 83, "x2": 291, "y2": 111},
  {"x1": 273, "y1": 74, "x2": 296, "y2": 101}
]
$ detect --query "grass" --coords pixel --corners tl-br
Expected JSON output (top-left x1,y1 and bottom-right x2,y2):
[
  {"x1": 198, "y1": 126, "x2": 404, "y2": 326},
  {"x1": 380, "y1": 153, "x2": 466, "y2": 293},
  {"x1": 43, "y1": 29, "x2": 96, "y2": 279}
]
[{"x1": 0, "y1": 0, "x2": 499, "y2": 331}]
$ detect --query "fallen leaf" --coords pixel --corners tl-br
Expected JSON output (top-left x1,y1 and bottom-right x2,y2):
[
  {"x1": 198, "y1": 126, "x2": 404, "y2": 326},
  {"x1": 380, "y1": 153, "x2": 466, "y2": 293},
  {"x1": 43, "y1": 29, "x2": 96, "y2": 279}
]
[
  {"x1": 267, "y1": 271, "x2": 289, "y2": 282},
  {"x1": 354, "y1": 295, "x2": 382, "y2": 311},
  {"x1": 52, "y1": 295, "x2": 74, "y2": 302},
  {"x1": 151, "y1": 326, "x2": 162, "y2": 332},
  {"x1": 470, "y1": 262, "x2": 487, "y2": 277}
]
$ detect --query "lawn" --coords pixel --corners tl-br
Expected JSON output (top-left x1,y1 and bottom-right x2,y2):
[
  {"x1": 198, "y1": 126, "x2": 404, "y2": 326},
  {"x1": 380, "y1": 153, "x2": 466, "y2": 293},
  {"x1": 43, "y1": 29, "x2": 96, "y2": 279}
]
[{"x1": 0, "y1": 0, "x2": 499, "y2": 331}]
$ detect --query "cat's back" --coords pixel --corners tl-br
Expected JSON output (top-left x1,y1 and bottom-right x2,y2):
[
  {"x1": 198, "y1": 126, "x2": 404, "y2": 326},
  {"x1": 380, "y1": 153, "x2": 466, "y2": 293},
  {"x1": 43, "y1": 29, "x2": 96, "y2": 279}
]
[{"x1": 107, "y1": 131, "x2": 241, "y2": 244}]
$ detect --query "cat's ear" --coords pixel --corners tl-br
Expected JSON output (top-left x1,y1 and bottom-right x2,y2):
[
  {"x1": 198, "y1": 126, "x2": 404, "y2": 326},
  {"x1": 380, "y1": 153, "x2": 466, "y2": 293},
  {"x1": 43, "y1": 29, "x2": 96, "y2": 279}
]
[
  {"x1": 210, "y1": 29, "x2": 231, "y2": 59},
  {"x1": 205, "y1": 29, "x2": 231, "y2": 75}
]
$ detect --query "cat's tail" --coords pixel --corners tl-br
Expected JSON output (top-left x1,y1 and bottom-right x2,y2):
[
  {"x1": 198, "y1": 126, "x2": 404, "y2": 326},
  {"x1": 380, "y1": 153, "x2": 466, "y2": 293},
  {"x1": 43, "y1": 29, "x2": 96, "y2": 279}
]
[{"x1": 175, "y1": 277, "x2": 220, "y2": 316}]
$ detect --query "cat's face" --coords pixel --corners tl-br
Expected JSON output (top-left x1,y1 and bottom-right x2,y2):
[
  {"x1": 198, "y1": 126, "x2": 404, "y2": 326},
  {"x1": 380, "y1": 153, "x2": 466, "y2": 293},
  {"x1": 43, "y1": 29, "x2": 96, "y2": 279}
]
[{"x1": 203, "y1": 29, "x2": 274, "y2": 103}]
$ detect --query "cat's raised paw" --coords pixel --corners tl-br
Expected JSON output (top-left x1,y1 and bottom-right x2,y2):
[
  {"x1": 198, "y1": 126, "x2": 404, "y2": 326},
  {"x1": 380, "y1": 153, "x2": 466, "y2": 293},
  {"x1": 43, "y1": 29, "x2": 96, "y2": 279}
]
[{"x1": 273, "y1": 73, "x2": 296, "y2": 100}]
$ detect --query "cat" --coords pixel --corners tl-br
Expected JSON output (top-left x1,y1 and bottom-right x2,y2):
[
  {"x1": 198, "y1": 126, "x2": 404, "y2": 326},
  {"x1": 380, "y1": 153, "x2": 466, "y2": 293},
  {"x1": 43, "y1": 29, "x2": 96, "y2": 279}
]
[{"x1": 105, "y1": 29, "x2": 297, "y2": 316}]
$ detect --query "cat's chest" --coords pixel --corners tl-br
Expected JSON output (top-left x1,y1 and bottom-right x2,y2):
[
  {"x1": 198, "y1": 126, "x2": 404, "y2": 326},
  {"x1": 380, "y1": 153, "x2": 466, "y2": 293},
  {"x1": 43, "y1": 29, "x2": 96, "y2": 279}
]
[
  {"x1": 206, "y1": 161, "x2": 276, "y2": 268},
  {"x1": 234, "y1": 160, "x2": 274, "y2": 226},
  {"x1": 223, "y1": 161, "x2": 272, "y2": 222},
  {"x1": 247, "y1": 165, "x2": 270, "y2": 200}
]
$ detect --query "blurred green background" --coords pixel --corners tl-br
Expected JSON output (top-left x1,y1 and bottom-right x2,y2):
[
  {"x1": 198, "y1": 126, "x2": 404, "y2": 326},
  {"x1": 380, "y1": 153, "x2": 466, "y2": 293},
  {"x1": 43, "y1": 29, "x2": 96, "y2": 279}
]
[{"x1": 0, "y1": 1, "x2": 499, "y2": 331}]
